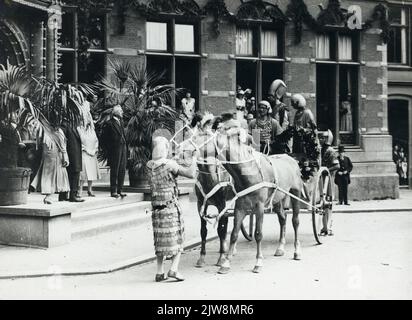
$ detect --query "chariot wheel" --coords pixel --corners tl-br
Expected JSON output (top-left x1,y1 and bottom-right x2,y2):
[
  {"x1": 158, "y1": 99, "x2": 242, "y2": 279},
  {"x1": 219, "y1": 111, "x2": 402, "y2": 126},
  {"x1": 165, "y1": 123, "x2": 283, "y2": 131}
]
[
  {"x1": 240, "y1": 210, "x2": 254, "y2": 241},
  {"x1": 311, "y1": 167, "x2": 334, "y2": 245}
]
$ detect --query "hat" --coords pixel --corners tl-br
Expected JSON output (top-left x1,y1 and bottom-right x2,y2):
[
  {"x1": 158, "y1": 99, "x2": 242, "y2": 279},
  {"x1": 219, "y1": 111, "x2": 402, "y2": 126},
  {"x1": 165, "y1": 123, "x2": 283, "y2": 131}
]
[
  {"x1": 152, "y1": 136, "x2": 170, "y2": 160},
  {"x1": 268, "y1": 79, "x2": 287, "y2": 96},
  {"x1": 321, "y1": 129, "x2": 334, "y2": 146},
  {"x1": 291, "y1": 94, "x2": 307, "y2": 108},
  {"x1": 338, "y1": 145, "x2": 345, "y2": 152},
  {"x1": 258, "y1": 100, "x2": 271, "y2": 109},
  {"x1": 258, "y1": 100, "x2": 272, "y2": 114},
  {"x1": 237, "y1": 90, "x2": 245, "y2": 95}
]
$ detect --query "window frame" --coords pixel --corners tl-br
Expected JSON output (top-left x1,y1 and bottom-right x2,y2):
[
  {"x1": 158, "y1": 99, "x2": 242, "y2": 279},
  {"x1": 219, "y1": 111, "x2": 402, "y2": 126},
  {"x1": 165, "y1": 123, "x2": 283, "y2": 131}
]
[
  {"x1": 235, "y1": 23, "x2": 285, "y2": 102},
  {"x1": 57, "y1": 7, "x2": 109, "y2": 84},
  {"x1": 145, "y1": 16, "x2": 202, "y2": 109},
  {"x1": 388, "y1": 5, "x2": 410, "y2": 66},
  {"x1": 316, "y1": 29, "x2": 361, "y2": 146}
]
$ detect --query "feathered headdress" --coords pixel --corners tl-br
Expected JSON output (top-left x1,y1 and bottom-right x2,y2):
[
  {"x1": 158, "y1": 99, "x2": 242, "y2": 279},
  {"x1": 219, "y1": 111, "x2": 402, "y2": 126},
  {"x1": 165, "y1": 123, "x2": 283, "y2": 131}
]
[{"x1": 200, "y1": 111, "x2": 214, "y2": 128}]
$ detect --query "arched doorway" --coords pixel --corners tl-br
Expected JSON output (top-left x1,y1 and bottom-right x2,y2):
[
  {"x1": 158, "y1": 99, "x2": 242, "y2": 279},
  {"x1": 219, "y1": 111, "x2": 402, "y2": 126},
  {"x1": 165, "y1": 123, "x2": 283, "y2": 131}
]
[
  {"x1": 0, "y1": 19, "x2": 30, "y2": 67},
  {"x1": 388, "y1": 98, "x2": 411, "y2": 186}
]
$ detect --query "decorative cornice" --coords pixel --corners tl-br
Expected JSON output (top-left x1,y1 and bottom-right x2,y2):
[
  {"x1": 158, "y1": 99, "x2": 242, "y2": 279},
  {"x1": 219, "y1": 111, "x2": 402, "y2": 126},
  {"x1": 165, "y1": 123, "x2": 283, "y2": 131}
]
[
  {"x1": 364, "y1": 3, "x2": 390, "y2": 43},
  {"x1": 203, "y1": 0, "x2": 235, "y2": 36},
  {"x1": 235, "y1": 0, "x2": 287, "y2": 25},
  {"x1": 132, "y1": 0, "x2": 202, "y2": 18}
]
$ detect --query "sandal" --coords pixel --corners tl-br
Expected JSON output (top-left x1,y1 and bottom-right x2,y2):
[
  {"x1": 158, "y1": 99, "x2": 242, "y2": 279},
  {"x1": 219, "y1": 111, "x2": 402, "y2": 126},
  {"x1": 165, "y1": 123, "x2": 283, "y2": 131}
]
[
  {"x1": 155, "y1": 273, "x2": 168, "y2": 282},
  {"x1": 167, "y1": 270, "x2": 185, "y2": 282},
  {"x1": 320, "y1": 228, "x2": 328, "y2": 236}
]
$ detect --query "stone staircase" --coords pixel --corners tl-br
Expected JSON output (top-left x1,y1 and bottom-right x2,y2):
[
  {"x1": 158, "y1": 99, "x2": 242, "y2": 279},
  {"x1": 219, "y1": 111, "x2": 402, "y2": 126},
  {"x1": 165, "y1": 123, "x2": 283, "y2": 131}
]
[{"x1": 70, "y1": 192, "x2": 152, "y2": 240}]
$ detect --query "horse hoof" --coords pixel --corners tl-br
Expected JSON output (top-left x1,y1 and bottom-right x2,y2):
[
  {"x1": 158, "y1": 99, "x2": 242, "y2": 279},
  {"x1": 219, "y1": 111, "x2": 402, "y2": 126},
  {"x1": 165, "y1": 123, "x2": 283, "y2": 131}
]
[
  {"x1": 196, "y1": 257, "x2": 206, "y2": 268},
  {"x1": 216, "y1": 258, "x2": 225, "y2": 267},
  {"x1": 294, "y1": 253, "x2": 302, "y2": 261},
  {"x1": 252, "y1": 266, "x2": 262, "y2": 273},
  {"x1": 218, "y1": 267, "x2": 230, "y2": 274},
  {"x1": 274, "y1": 248, "x2": 285, "y2": 257}
]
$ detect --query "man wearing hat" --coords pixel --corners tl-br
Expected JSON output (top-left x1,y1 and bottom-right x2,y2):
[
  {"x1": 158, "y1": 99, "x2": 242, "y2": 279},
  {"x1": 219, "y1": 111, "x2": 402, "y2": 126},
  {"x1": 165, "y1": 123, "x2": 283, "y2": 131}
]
[
  {"x1": 248, "y1": 100, "x2": 283, "y2": 154},
  {"x1": 335, "y1": 145, "x2": 353, "y2": 205},
  {"x1": 319, "y1": 130, "x2": 340, "y2": 236}
]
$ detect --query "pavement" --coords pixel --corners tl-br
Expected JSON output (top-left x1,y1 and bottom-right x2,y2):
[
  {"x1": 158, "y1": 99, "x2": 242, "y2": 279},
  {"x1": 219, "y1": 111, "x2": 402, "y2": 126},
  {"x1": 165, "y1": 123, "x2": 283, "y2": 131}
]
[
  {"x1": 0, "y1": 189, "x2": 411, "y2": 280},
  {"x1": 0, "y1": 210, "x2": 411, "y2": 299}
]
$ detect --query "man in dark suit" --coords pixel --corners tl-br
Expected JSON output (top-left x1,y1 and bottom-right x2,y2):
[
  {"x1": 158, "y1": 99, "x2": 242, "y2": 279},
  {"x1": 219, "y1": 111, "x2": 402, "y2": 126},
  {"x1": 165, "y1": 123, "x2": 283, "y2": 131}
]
[
  {"x1": 335, "y1": 145, "x2": 353, "y2": 205},
  {"x1": 60, "y1": 119, "x2": 84, "y2": 202},
  {"x1": 102, "y1": 105, "x2": 127, "y2": 198}
]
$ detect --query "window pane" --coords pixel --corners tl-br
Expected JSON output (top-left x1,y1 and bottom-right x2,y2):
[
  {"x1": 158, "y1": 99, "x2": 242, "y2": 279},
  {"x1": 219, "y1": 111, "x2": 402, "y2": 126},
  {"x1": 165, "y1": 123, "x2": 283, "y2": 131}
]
[
  {"x1": 146, "y1": 22, "x2": 167, "y2": 51},
  {"x1": 236, "y1": 28, "x2": 253, "y2": 56},
  {"x1": 338, "y1": 35, "x2": 352, "y2": 61},
  {"x1": 261, "y1": 30, "x2": 278, "y2": 57},
  {"x1": 316, "y1": 64, "x2": 336, "y2": 133},
  {"x1": 58, "y1": 52, "x2": 75, "y2": 83},
  {"x1": 175, "y1": 24, "x2": 194, "y2": 53},
  {"x1": 88, "y1": 14, "x2": 105, "y2": 49},
  {"x1": 316, "y1": 34, "x2": 330, "y2": 59},
  {"x1": 78, "y1": 53, "x2": 105, "y2": 83},
  {"x1": 388, "y1": 27, "x2": 403, "y2": 63},
  {"x1": 389, "y1": 6, "x2": 402, "y2": 24},
  {"x1": 61, "y1": 12, "x2": 74, "y2": 48}
]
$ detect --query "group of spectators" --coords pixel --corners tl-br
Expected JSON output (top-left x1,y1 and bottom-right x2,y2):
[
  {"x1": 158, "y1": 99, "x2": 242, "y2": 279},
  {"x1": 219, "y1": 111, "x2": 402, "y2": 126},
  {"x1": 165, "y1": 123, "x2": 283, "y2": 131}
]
[
  {"x1": 30, "y1": 95, "x2": 128, "y2": 204},
  {"x1": 393, "y1": 144, "x2": 408, "y2": 185}
]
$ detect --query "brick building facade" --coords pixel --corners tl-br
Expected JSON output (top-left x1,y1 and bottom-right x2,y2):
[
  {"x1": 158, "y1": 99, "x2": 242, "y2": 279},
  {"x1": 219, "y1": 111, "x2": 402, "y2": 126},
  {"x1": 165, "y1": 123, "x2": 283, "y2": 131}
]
[{"x1": 0, "y1": 0, "x2": 402, "y2": 200}]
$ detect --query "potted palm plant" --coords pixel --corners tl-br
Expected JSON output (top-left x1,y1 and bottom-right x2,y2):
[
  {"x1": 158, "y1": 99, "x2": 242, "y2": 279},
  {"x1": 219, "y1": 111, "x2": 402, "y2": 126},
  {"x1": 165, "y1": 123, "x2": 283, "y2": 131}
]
[
  {"x1": 95, "y1": 60, "x2": 180, "y2": 189},
  {"x1": 0, "y1": 61, "x2": 91, "y2": 206},
  {"x1": 0, "y1": 62, "x2": 33, "y2": 205}
]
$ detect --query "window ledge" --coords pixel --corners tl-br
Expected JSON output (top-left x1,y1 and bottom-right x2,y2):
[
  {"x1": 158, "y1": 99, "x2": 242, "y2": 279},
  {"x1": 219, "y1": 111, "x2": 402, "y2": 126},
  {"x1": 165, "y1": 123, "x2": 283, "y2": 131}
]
[{"x1": 388, "y1": 65, "x2": 412, "y2": 71}]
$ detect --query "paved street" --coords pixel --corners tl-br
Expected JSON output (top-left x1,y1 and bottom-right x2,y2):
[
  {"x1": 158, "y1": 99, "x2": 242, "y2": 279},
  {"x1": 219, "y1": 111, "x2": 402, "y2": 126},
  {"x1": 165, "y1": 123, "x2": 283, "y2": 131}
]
[{"x1": 0, "y1": 211, "x2": 411, "y2": 300}]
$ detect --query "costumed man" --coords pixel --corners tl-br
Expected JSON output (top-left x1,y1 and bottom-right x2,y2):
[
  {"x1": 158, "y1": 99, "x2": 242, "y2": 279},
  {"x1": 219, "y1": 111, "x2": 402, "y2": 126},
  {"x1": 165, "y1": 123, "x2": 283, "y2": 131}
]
[
  {"x1": 60, "y1": 118, "x2": 85, "y2": 202},
  {"x1": 335, "y1": 145, "x2": 353, "y2": 205},
  {"x1": 248, "y1": 100, "x2": 283, "y2": 155},
  {"x1": 291, "y1": 93, "x2": 320, "y2": 184},
  {"x1": 101, "y1": 105, "x2": 128, "y2": 198},
  {"x1": 291, "y1": 94, "x2": 320, "y2": 158},
  {"x1": 267, "y1": 79, "x2": 290, "y2": 153},
  {"x1": 147, "y1": 135, "x2": 196, "y2": 282},
  {"x1": 319, "y1": 130, "x2": 340, "y2": 236}
]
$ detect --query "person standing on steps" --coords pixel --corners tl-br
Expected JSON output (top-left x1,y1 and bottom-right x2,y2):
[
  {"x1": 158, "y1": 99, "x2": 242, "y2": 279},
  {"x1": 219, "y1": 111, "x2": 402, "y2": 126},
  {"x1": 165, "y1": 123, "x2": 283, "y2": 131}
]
[
  {"x1": 60, "y1": 118, "x2": 85, "y2": 203},
  {"x1": 101, "y1": 105, "x2": 128, "y2": 198}
]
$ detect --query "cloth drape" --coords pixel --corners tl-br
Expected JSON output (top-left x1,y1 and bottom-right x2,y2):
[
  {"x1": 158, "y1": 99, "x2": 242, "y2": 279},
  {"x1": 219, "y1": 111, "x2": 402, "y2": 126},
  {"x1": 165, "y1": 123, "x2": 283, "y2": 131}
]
[
  {"x1": 175, "y1": 24, "x2": 194, "y2": 52},
  {"x1": 236, "y1": 28, "x2": 253, "y2": 56},
  {"x1": 261, "y1": 30, "x2": 278, "y2": 57},
  {"x1": 338, "y1": 35, "x2": 352, "y2": 60},
  {"x1": 316, "y1": 34, "x2": 330, "y2": 59},
  {"x1": 146, "y1": 22, "x2": 167, "y2": 51}
]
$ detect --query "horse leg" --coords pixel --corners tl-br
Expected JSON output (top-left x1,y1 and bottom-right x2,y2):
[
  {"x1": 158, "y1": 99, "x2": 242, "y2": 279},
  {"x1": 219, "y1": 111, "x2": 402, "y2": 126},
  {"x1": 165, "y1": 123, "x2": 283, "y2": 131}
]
[
  {"x1": 196, "y1": 203, "x2": 208, "y2": 268},
  {"x1": 290, "y1": 189, "x2": 302, "y2": 260},
  {"x1": 216, "y1": 214, "x2": 229, "y2": 267},
  {"x1": 274, "y1": 202, "x2": 287, "y2": 257},
  {"x1": 253, "y1": 202, "x2": 264, "y2": 273},
  {"x1": 218, "y1": 208, "x2": 246, "y2": 274}
]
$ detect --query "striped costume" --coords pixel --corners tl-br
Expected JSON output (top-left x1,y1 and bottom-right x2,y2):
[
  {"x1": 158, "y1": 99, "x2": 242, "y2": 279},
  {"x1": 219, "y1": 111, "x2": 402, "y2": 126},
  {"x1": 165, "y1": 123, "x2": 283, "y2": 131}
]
[{"x1": 147, "y1": 160, "x2": 185, "y2": 257}]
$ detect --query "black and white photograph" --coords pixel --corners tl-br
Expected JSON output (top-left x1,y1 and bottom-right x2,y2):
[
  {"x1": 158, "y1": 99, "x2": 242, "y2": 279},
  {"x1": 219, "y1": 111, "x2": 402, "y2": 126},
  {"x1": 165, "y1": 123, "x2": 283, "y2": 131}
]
[{"x1": 0, "y1": 0, "x2": 411, "y2": 304}]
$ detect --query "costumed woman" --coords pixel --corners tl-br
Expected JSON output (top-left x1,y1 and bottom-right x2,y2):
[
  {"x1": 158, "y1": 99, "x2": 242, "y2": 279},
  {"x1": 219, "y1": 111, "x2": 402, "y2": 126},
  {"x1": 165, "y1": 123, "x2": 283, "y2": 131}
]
[{"x1": 147, "y1": 135, "x2": 196, "y2": 282}]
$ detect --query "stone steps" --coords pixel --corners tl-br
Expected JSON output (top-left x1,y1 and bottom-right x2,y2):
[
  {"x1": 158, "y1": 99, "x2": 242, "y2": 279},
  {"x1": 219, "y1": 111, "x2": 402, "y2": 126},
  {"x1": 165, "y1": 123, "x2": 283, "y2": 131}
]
[{"x1": 70, "y1": 192, "x2": 151, "y2": 240}]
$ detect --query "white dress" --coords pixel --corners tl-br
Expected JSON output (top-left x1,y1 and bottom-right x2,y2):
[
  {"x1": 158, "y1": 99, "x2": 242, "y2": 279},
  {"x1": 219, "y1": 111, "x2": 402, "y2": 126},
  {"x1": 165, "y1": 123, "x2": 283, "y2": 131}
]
[{"x1": 78, "y1": 125, "x2": 101, "y2": 181}]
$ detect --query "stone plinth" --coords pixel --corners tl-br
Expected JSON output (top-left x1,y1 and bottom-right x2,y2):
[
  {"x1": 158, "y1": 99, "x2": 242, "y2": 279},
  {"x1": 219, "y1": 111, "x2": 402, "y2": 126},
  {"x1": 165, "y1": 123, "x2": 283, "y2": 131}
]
[{"x1": 0, "y1": 203, "x2": 72, "y2": 248}]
